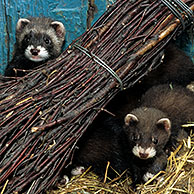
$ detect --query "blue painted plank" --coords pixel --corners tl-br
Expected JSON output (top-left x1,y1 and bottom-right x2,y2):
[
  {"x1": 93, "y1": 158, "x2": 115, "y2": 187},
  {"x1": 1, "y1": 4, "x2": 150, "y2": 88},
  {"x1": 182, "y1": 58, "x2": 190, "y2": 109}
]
[
  {"x1": 1, "y1": 0, "x2": 193, "y2": 75},
  {"x1": 91, "y1": 0, "x2": 114, "y2": 26},
  {"x1": 0, "y1": 0, "x2": 117, "y2": 75},
  {"x1": 0, "y1": 0, "x2": 88, "y2": 74}
]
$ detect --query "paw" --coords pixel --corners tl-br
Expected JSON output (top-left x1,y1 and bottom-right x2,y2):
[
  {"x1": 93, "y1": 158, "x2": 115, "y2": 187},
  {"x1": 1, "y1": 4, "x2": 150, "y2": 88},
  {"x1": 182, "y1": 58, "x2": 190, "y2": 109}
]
[
  {"x1": 143, "y1": 172, "x2": 154, "y2": 182},
  {"x1": 71, "y1": 166, "x2": 85, "y2": 176},
  {"x1": 58, "y1": 175, "x2": 69, "y2": 185},
  {"x1": 187, "y1": 82, "x2": 194, "y2": 92}
]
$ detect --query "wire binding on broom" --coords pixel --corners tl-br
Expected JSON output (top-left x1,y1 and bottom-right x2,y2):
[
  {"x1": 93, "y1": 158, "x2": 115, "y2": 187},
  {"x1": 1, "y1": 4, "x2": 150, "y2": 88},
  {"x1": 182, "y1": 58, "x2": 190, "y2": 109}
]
[
  {"x1": 73, "y1": 43, "x2": 124, "y2": 90},
  {"x1": 161, "y1": 0, "x2": 193, "y2": 30}
]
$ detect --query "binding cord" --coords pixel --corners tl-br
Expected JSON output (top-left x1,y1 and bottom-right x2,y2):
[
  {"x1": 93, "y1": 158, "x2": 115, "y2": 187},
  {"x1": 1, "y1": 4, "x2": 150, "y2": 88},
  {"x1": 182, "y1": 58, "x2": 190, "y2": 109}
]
[
  {"x1": 73, "y1": 43, "x2": 124, "y2": 90},
  {"x1": 161, "y1": 0, "x2": 193, "y2": 30}
]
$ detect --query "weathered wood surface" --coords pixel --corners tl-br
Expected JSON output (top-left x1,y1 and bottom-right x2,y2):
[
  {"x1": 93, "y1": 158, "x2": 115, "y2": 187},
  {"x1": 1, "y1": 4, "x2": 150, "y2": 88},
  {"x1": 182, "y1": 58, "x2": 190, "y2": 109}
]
[{"x1": 0, "y1": 0, "x2": 113, "y2": 74}]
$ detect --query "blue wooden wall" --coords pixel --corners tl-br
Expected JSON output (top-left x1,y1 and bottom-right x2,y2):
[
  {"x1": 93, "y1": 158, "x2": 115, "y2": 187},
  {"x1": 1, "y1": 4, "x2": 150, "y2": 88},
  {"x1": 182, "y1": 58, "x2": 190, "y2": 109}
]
[
  {"x1": 0, "y1": 0, "x2": 114, "y2": 75},
  {"x1": 0, "y1": 1, "x2": 193, "y2": 75}
]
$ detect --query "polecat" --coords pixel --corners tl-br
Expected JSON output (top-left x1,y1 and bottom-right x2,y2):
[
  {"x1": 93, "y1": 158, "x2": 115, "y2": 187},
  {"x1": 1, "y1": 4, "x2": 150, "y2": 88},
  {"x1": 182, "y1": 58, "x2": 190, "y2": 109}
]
[
  {"x1": 123, "y1": 84, "x2": 194, "y2": 184},
  {"x1": 69, "y1": 114, "x2": 128, "y2": 179},
  {"x1": 4, "y1": 17, "x2": 66, "y2": 77},
  {"x1": 107, "y1": 43, "x2": 194, "y2": 119},
  {"x1": 142, "y1": 43, "x2": 194, "y2": 87}
]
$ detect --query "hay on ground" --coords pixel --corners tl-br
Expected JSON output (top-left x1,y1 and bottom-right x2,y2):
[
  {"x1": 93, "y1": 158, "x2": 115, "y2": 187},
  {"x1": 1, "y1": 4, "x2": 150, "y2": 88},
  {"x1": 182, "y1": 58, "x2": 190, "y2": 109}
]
[{"x1": 48, "y1": 135, "x2": 194, "y2": 194}]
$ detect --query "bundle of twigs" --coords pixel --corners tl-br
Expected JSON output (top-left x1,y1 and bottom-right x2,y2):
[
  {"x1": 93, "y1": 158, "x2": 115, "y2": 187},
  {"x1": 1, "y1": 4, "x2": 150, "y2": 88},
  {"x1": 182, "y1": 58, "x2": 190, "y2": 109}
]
[{"x1": 0, "y1": 0, "x2": 193, "y2": 193}]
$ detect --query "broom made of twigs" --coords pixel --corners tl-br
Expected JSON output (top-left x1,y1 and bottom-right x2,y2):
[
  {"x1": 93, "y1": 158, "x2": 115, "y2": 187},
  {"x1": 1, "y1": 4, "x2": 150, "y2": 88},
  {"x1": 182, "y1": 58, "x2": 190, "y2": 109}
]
[{"x1": 0, "y1": 0, "x2": 193, "y2": 193}]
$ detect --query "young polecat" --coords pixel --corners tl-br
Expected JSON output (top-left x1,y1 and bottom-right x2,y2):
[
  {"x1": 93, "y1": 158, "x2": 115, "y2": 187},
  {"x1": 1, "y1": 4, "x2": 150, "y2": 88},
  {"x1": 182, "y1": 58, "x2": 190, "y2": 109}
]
[
  {"x1": 4, "y1": 17, "x2": 66, "y2": 77},
  {"x1": 123, "y1": 84, "x2": 194, "y2": 184},
  {"x1": 107, "y1": 43, "x2": 194, "y2": 119},
  {"x1": 69, "y1": 115, "x2": 128, "y2": 179},
  {"x1": 142, "y1": 43, "x2": 194, "y2": 87}
]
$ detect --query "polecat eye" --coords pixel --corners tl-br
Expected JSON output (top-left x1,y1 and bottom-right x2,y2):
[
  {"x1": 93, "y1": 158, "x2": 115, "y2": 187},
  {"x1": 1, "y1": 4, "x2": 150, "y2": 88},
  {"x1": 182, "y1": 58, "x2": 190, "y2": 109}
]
[
  {"x1": 152, "y1": 137, "x2": 158, "y2": 144},
  {"x1": 24, "y1": 37, "x2": 30, "y2": 43},
  {"x1": 44, "y1": 37, "x2": 51, "y2": 44},
  {"x1": 132, "y1": 134, "x2": 140, "y2": 141}
]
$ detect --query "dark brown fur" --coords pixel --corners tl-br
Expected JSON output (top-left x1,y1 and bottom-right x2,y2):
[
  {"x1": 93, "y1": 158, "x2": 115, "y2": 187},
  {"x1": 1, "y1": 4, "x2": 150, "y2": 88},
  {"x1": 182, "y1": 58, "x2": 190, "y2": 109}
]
[
  {"x1": 123, "y1": 84, "x2": 194, "y2": 185},
  {"x1": 107, "y1": 43, "x2": 194, "y2": 119},
  {"x1": 142, "y1": 43, "x2": 194, "y2": 86},
  {"x1": 141, "y1": 84, "x2": 194, "y2": 135},
  {"x1": 123, "y1": 107, "x2": 169, "y2": 185},
  {"x1": 71, "y1": 115, "x2": 128, "y2": 178}
]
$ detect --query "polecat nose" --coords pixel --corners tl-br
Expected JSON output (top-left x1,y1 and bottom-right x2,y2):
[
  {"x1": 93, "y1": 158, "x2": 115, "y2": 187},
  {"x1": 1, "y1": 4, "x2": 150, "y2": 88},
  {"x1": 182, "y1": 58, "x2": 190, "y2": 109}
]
[
  {"x1": 30, "y1": 48, "x2": 40, "y2": 56},
  {"x1": 139, "y1": 152, "x2": 149, "y2": 159}
]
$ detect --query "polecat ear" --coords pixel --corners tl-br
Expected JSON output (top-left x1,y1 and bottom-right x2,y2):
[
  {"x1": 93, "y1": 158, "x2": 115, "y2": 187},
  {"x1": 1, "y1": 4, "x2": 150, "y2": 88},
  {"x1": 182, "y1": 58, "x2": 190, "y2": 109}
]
[
  {"x1": 51, "y1": 21, "x2": 66, "y2": 38},
  {"x1": 124, "y1": 114, "x2": 139, "y2": 126},
  {"x1": 16, "y1": 18, "x2": 30, "y2": 33},
  {"x1": 157, "y1": 118, "x2": 171, "y2": 134}
]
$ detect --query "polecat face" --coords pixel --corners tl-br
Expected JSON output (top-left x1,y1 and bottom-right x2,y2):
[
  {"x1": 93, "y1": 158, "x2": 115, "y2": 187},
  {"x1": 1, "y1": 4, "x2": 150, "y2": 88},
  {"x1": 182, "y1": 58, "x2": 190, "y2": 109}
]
[
  {"x1": 22, "y1": 31, "x2": 52, "y2": 62},
  {"x1": 123, "y1": 107, "x2": 171, "y2": 160},
  {"x1": 16, "y1": 17, "x2": 66, "y2": 63}
]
